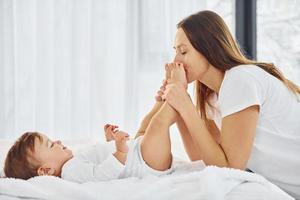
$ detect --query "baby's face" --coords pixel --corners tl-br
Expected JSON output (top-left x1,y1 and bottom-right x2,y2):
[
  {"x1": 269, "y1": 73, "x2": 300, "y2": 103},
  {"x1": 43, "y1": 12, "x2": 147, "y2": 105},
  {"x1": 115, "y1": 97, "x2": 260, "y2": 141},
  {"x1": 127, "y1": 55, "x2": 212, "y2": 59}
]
[{"x1": 33, "y1": 134, "x2": 73, "y2": 175}]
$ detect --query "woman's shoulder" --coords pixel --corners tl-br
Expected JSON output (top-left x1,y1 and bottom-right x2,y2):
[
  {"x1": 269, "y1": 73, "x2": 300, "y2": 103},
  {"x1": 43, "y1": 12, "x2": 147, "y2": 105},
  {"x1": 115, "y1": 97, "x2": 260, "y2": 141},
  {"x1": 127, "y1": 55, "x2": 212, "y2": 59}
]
[
  {"x1": 226, "y1": 64, "x2": 265, "y2": 76},
  {"x1": 219, "y1": 64, "x2": 267, "y2": 101},
  {"x1": 224, "y1": 64, "x2": 270, "y2": 83}
]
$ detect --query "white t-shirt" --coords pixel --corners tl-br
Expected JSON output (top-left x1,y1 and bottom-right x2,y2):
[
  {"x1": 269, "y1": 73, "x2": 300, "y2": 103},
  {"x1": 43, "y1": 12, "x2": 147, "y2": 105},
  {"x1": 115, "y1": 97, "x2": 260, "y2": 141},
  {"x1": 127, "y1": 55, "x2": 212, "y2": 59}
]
[{"x1": 216, "y1": 64, "x2": 300, "y2": 199}]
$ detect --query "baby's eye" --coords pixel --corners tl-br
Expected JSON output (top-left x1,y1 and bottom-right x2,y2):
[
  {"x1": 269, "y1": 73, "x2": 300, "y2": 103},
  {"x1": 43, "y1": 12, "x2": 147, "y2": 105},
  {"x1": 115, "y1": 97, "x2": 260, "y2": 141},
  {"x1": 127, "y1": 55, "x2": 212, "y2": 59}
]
[{"x1": 180, "y1": 51, "x2": 187, "y2": 55}]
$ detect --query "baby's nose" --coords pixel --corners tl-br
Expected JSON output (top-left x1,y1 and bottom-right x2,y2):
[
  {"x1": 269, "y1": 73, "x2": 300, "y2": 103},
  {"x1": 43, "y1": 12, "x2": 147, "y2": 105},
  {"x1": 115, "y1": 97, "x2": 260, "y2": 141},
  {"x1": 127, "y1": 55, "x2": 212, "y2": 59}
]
[{"x1": 54, "y1": 140, "x2": 62, "y2": 145}]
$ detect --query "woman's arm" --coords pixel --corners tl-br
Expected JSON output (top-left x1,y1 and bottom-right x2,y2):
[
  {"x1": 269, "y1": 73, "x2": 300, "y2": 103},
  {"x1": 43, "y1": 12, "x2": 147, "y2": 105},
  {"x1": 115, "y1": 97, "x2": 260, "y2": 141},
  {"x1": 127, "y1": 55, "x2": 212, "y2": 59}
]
[
  {"x1": 163, "y1": 64, "x2": 259, "y2": 169},
  {"x1": 163, "y1": 76, "x2": 259, "y2": 169},
  {"x1": 180, "y1": 100, "x2": 259, "y2": 169},
  {"x1": 175, "y1": 87, "x2": 221, "y2": 161},
  {"x1": 219, "y1": 105, "x2": 258, "y2": 169},
  {"x1": 176, "y1": 116, "x2": 202, "y2": 161},
  {"x1": 175, "y1": 93, "x2": 202, "y2": 160},
  {"x1": 177, "y1": 115, "x2": 221, "y2": 161},
  {"x1": 206, "y1": 120, "x2": 221, "y2": 144}
]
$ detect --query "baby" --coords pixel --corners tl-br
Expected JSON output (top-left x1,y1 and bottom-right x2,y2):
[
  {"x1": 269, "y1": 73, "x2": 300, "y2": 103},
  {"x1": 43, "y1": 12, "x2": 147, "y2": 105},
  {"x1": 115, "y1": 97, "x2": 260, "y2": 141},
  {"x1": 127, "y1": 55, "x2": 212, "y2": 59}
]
[{"x1": 4, "y1": 64, "x2": 186, "y2": 183}]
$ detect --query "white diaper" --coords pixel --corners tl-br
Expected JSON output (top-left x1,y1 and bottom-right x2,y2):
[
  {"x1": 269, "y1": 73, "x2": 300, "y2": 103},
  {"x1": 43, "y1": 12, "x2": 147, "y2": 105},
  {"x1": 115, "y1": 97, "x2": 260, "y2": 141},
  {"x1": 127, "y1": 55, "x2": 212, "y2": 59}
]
[{"x1": 120, "y1": 136, "x2": 173, "y2": 178}]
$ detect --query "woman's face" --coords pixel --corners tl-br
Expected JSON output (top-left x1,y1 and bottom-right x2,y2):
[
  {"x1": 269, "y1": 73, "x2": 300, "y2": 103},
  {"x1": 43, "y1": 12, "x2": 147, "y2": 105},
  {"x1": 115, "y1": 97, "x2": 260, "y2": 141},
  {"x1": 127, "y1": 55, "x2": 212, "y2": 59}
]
[{"x1": 173, "y1": 28, "x2": 210, "y2": 83}]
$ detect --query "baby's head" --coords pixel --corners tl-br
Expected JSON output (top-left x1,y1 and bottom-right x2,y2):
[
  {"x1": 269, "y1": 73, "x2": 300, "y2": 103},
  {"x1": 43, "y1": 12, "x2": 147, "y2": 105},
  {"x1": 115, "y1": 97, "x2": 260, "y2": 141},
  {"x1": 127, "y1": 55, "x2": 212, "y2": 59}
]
[{"x1": 4, "y1": 132, "x2": 73, "y2": 179}]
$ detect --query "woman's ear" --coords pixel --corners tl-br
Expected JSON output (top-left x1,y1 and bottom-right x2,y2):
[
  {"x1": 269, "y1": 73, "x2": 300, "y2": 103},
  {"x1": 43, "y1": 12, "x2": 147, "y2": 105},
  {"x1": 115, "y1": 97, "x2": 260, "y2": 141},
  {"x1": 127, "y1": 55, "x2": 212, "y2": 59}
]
[{"x1": 37, "y1": 164, "x2": 56, "y2": 176}]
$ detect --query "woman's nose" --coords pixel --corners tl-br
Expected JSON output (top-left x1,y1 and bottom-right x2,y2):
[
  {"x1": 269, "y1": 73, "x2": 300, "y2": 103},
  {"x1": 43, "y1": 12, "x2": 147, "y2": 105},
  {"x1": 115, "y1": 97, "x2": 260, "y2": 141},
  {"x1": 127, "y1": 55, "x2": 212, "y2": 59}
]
[
  {"x1": 173, "y1": 55, "x2": 178, "y2": 62},
  {"x1": 173, "y1": 54, "x2": 182, "y2": 63}
]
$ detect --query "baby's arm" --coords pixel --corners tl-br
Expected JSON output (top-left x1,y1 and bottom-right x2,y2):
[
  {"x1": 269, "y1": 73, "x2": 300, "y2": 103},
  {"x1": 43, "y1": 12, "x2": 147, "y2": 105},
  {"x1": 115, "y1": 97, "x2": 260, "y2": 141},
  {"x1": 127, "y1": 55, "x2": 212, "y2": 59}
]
[
  {"x1": 61, "y1": 143, "x2": 126, "y2": 183},
  {"x1": 104, "y1": 124, "x2": 118, "y2": 142},
  {"x1": 111, "y1": 130, "x2": 130, "y2": 165},
  {"x1": 103, "y1": 124, "x2": 129, "y2": 164}
]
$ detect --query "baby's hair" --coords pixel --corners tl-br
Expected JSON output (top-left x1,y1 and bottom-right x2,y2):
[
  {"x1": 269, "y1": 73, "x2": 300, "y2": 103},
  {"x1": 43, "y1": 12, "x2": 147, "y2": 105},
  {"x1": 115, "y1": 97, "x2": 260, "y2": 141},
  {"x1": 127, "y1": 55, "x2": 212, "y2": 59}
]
[{"x1": 4, "y1": 132, "x2": 42, "y2": 179}]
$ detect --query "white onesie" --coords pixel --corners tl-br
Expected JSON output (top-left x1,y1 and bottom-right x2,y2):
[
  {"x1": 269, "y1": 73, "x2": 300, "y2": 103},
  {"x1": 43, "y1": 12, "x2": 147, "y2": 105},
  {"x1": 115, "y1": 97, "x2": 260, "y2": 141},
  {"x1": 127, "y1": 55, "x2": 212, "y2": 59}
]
[{"x1": 61, "y1": 136, "x2": 173, "y2": 183}]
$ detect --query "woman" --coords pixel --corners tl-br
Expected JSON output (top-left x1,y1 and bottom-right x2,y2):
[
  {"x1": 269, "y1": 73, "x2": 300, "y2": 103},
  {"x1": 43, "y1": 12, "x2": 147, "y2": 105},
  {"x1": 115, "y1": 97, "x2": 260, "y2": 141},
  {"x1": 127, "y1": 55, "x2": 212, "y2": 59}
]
[{"x1": 158, "y1": 10, "x2": 300, "y2": 198}]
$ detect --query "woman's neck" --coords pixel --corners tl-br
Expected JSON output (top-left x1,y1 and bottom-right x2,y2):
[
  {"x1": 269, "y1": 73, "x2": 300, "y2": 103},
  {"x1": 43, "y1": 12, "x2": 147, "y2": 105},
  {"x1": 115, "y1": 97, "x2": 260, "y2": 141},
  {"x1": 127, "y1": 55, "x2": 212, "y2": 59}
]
[{"x1": 199, "y1": 65, "x2": 224, "y2": 93}]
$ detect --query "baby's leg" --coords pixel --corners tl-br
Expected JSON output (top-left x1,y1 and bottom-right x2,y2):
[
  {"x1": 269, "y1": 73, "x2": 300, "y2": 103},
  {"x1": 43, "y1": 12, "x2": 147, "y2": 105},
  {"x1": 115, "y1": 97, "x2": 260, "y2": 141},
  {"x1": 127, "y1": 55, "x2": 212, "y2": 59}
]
[
  {"x1": 134, "y1": 64, "x2": 171, "y2": 139},
  {"x1": 134, "y1": 101, "x2": 164, "y2": 139},
  {"x1": 140, "y1": 101, "x2": 177, "y2": 171}
]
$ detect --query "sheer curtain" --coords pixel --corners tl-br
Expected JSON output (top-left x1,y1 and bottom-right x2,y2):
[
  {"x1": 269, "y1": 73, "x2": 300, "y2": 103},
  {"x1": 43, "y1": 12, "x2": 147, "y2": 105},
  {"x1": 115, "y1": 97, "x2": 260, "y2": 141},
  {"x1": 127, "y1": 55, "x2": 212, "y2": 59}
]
[{"x1": 0, "y1": 0, "x2": 233, "y2": 140}]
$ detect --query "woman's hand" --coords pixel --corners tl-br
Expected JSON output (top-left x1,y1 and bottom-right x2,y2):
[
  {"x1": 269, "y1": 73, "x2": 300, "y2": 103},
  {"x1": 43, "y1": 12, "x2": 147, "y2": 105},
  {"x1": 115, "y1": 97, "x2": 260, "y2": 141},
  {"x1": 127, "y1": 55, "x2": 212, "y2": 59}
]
[
  {"x1": 155, "y1": 79, "x2": 167, "y2": 102},
  {"x1": 162, "y1": 81, "x2": 192, "y2": 115}
]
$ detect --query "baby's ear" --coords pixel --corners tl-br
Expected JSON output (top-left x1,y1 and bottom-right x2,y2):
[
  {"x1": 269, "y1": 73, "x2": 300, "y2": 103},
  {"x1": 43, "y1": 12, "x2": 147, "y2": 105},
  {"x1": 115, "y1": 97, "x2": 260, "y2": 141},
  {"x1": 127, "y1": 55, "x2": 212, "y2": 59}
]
[{"x1": 37, "y1": 164, "x2": 56, "y2": 176}]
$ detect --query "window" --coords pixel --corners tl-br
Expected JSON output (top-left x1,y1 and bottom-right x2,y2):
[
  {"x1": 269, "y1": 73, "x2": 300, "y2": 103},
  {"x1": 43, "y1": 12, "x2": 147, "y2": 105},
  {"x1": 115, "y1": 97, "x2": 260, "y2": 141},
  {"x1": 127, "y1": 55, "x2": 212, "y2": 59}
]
[{"x1": 257, "y1": 0, "x2": 300, "y2": 85}]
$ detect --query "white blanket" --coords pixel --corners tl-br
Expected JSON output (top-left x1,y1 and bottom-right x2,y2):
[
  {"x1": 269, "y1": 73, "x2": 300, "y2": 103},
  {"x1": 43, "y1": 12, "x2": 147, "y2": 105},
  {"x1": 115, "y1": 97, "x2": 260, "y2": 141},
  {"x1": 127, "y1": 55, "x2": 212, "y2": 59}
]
[{"x1": 0, "y1": 161, "x2": 294, "y2": 200}]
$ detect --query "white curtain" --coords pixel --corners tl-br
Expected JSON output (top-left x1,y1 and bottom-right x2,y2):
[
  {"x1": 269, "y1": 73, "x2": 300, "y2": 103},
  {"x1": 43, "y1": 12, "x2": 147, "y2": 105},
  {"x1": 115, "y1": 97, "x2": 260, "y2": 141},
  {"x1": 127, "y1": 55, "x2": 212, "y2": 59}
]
[{"x1": 0, "y1": 0, "x2": 233, "y2": 140}]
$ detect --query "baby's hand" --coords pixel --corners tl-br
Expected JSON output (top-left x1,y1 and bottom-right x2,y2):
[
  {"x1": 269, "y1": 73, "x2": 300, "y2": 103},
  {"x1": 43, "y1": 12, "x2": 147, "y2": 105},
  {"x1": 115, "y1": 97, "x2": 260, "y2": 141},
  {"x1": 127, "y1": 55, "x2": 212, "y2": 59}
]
[
  {"x1": 112, "y1": 131, "x2": 130, "y2": 154},
  {"x1": 104, "y1": 124, "x2": 119, "y2": 142}
]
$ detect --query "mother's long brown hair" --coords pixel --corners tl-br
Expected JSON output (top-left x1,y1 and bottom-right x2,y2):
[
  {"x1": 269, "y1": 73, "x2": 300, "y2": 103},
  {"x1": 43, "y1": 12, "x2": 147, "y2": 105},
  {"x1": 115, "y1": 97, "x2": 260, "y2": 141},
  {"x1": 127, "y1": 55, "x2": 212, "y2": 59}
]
[{"x1": 177, "y1": 10, "x2": 300, "y2": 126}]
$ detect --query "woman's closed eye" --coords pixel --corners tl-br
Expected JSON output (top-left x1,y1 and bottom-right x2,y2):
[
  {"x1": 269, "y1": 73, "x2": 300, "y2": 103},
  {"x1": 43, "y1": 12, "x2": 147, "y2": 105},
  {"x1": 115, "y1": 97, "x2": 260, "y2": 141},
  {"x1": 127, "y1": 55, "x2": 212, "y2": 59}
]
[{"x1": 180, "y1": 51, "x2": 187, "y2": 55}]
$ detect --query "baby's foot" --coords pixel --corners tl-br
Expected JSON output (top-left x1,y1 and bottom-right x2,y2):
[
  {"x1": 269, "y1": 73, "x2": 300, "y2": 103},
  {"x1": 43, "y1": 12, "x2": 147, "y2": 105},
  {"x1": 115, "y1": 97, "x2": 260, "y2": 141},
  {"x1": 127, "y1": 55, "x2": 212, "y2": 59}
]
[
  {"x1": 165, "y1": 63, "x2": 171, "y2": 80},
  {"x1": 169, "y1": 63, "x2": 188, "y2": 89},
  {"x1": 155, "y1": 64, "x2": 171, "y2": 102},
  {"x1": 155, "y1": 102, "x2": 179, "y2": 125}
]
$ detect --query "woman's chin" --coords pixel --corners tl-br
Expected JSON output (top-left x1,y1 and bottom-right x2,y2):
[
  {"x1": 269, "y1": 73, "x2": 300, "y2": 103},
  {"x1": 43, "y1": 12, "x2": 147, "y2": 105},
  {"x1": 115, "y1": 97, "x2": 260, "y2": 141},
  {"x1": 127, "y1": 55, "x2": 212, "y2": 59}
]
[{"x1": 187, "y1": 76, "x2": 195, "y2": 84}]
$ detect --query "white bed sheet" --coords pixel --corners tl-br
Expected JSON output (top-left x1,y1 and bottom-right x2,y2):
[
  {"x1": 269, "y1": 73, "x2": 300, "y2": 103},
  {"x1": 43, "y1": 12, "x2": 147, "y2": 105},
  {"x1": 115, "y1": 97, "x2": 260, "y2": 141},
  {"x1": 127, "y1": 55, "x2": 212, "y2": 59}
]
[
  {"x1": 0, "y1": 161, "x2": 294, "y2": 200},
  {"x1": 0, "y1": 138, "x2": 295, "y2": 200}
]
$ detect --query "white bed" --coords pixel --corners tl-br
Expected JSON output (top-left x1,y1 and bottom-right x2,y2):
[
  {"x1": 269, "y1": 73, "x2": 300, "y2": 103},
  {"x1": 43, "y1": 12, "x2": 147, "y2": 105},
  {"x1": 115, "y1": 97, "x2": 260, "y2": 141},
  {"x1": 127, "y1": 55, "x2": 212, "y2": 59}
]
[{"x1": 0, "y1": 138, "x2": 295, "y2": 200}]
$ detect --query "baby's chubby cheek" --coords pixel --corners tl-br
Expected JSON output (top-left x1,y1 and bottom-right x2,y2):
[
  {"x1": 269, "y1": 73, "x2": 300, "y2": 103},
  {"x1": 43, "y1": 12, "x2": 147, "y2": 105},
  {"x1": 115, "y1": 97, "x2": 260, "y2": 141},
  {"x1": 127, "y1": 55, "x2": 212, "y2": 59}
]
[
  {"x1": 67, "y1": 149, "x2": 73, "y2": 157},
  {"x1": 63, "y1": 147, "x2": 73, "y2": 158}
]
